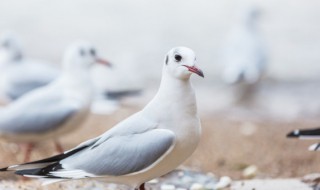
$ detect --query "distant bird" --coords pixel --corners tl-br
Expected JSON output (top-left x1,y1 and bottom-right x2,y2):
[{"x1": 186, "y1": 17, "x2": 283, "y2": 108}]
[
  {"x1": 90, "y1": 63, "x2": 143, "y2": 115},
  {"x1": 0, "y1": 47, "x2": 203, "y2": 190},
  {"x1": 0, "y1": 32, "x2": 60, "y2": 101},
  {"x1": 222, "y1": 6, "x2": 267, "y2": 85},
  {"x1": 309, "y1": 143, "x2": 320, "y2": 151},
  {"x1": 287, "y1": 127, "x2": 320, "y2": 151},
  {"x1": 90, "y1": 89, "x2": 142, "y2": 115},
  {"x1": 0, "y1": 41, "x2": 111, "y2": 162}
]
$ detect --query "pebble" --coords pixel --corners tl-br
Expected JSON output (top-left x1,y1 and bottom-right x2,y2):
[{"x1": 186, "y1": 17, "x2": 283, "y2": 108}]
[
  {"x1": 156, "y1": 169, "x2": 218, "y2": 189},
  {"x1": 242, "y1": 165, "x2": 258, "y2": 179},
  {"x1": 190, "y1": 183, "x2": 204, "y2": 190},
  {"x1": 214, "y1": 176, "x2": 232, "y2": 189},
  {"x1": 161, "y1": 184, "x2": 176, "y2": 190},
  {"x1": 148, "y1": 179, "x2": 159, "y2": 184},
  {"x1": 302, "y1": 173, "x2": 320, "y2": 190},
  {"x1": 240, "y1": 122, "x2": 257, "y2": 136}
]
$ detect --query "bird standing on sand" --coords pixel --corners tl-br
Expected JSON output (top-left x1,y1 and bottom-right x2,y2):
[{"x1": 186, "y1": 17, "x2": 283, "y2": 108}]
[
  {"x1": 0, "y1": 47, "x2": 204, "y2": 190},
  {"x1": 287, "y1": 127, "x2": 320, "y2": 151},
  {"x1": 0, "y1": 41, "x2": 111, "y2": 162},
  {"x1": 0, "y1": 32, "x2": 60, "y2": 101}
]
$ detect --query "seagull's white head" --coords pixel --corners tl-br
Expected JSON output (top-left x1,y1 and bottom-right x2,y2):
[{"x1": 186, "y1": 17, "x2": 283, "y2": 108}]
[
  {"x1": 164, "y1": 47, "x2": 204, "y2": 80},
  {"x1": 63, "y1": 41, "x2": 111, "y2": 73},
  {"x1": 243, "y1": 6, "x2": 260, "y2": 27},
  {"x1": 0, "y1": 32, "x2": 23, "y2": 63}
]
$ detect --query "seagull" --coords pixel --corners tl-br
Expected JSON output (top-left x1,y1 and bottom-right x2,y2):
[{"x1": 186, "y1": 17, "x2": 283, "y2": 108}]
[
  {"x1": 90, "y1": 89, "x2": 142, "y2": 115},
  {"x1": 90, "y1": 61, "x2": 143, "y2": 115},
  {"x1": 0, "y1": 32, "x2": 60, "y2": 101},
  {"x1": 0, "y1": 41, "x2": 110, "y2": 162},
  {"x1": 287, "y1": 127, "x2": 320, "y2": 151},
  {"x1": 222, "y1": 6, "x2": 267, "y2": 85},
  {"x1": 0, "y1": 47, "x2": 204, "y2": 190}
]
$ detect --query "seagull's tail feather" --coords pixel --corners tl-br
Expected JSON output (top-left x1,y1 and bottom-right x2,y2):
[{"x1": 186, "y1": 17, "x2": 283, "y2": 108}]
[
  {"x1": 0, "y1": 143, "x2": 90, "y2": 172},
  {"x1": 0, "y1": 136, "x2": 100, "y2": 183},
  {"x1": 15, "y1": 162, "x2": 63, "y2": 178},
  {"x1": 287, "y1": 127, "x2": 320, "y2": 139},
  {"x1": 105, "y1": 89, "x2": 142, "y2": 100},
  {"x1": 0, "y1": 167, "x2": 8, "y2": 171},
  {"x1": 14, "y1": 164, "x2": 68, "y2": 185},
  {"x1": 287, "y1": 130, "x2": 300, "y2": 138},
  {"x1": 309, "y1": 143, "x2": 320, "y2": 151}
]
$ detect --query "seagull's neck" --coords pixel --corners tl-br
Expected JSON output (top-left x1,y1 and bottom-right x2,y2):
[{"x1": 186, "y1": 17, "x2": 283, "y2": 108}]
[
  {"x1": 144, "y1": 70, "x2": 197, "y2": 118},
  {"x1": 57, "y1": 69, "x2": 93, "y2": 98},
  {"x1": 158, "y1": 71, "x2": 192, "y2": 97},
  {"x1": 62, "y1": 70, "x2": 92, "y2": 87}
]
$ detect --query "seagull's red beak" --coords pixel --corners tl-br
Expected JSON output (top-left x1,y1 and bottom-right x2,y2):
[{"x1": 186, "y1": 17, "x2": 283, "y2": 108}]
[
  {"x1": 183, "y1": 65, "x2": 204, "y2": 78},
  {"x1": 96, "y1": 58, "x2": 112, "y2": 67}
]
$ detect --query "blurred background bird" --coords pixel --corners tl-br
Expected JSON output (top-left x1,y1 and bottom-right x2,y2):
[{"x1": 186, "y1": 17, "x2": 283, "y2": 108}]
[
  {"x1": 0, "y1": 32, "x2": 60, "y2": 103},
  {"x1": 222, "y1": 6, "x2": 267, "y2": 105},
  {"x1": 0, "y1": 41, "x2": 111, "y2": 162},
  {"x1": 287, "y1": 127, "x2": 320, "y2": 151},
  {"x1": 0, "y1": 32, "x2": 142, "y2": 115},
  {"x1": 90, "y1": 65, "x2": 142, "y2": 115}
]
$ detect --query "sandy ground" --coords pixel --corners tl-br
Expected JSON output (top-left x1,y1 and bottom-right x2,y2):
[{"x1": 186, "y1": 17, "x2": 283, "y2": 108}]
[
  {"x1": 2, "y1": 89, "x2": 320, "y2": 179},
  {"x1": 231, "y1": 179, "x2": 312, "y2": 190},
  {"x1": 1, "y1": 80, "x2": 320, "y2": 189}
]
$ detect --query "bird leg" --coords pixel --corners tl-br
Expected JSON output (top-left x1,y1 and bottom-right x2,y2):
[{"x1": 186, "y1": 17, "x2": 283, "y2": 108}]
[
  {"x1": 53, "y1": 140, "x2": 64, "y2": 153},
  {"x1": 139, "y1": 183, "x2": 145, "y2": 190},
  {"x1": 23, "y1": 143, "x2": 34, "y2": 163}
]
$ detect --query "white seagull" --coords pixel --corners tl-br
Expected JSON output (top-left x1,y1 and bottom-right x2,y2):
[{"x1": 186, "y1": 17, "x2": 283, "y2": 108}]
[
  {"x1": 0, "y1": 32, "x2": 60, "y2": 101},
  {"x1": 0, "y1": 41, "x2": 110, "y2": 162},
  {"x1": 287, "y1": 127, "x2": 320, "y2": 151},
  {"x1": 90, "y1": 60, "x2": 142, "y2": 115},
  {"x1": 0, "y1": 47, "x2": 204, "y2": 190},
  {"x1": 222, "y1": 6, "x2": 267, "y2": 85}
]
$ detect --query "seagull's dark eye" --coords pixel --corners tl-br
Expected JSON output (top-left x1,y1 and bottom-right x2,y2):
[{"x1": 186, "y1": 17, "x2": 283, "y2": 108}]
[
  {"x1": 90, "y1": 48, "x2": 96, "y2": 56},
  {"x1": 174, "y1": 54, "x2": 182, "y2": 62},
  {"x1": 79, "y1": 49, "x2": 85, "y2": 56}
]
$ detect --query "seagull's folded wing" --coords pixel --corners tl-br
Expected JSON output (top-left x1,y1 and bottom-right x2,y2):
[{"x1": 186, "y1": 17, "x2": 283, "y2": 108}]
[
  {"x1": 10, "y1": 128, "x2": 175, "y2": 179},
  {"x1": 4, "y1": 64, "x2": 60, "y2": 99},
  {"x1": 58, "y1": 128, "x2": 175, "y2": 177}
]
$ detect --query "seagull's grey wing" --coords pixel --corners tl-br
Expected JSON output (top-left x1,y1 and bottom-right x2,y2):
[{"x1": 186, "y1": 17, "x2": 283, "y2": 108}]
[
  {"x1": 4, "y1": 64, "x2": 60, "y2": 99},
  {"x1": 52, "y1": 128, "x2": 175, "y2": 177},
  {"x1": 0, "y1": 90, "x2": 79, "y2": 134}
]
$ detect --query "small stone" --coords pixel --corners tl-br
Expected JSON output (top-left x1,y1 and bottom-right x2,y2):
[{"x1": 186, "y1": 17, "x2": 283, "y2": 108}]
[
  {"x1": 176, "y1": 188, "x2": 187, "y2": 190},
  {"x1": 302, "y1": 173, "x2": 320, "y2": 184},
  {"x1": 190, "y1": 183, "x2": 204, "y2": 190},
  {"x1": 214, "y1": 176, "x2": 232, "y2": 189},
  {"x1": 204, "y1": 182, "x2": 216, "y2": 189},
  {"x1": 161, "y1": 184, "x2": 176, "y2": 190},
  {"x1": 181, "y1": 175, "x2": 193, "y2": 184},
  {"x1": 242, "y1": 165, "x2": 258, "y2": 179},
  {"x1": 240, "y1": 122, "x2": 257, "y2": 136},
  {"x1": 178, "y1": 171, "x2": 185, "y2": 177},
  {"x1": 148, "y1": 179, "x2": 159, "y2": 184},
  {"x1": 206, "y1": 172, "x2": 216, "y2": 178}
]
